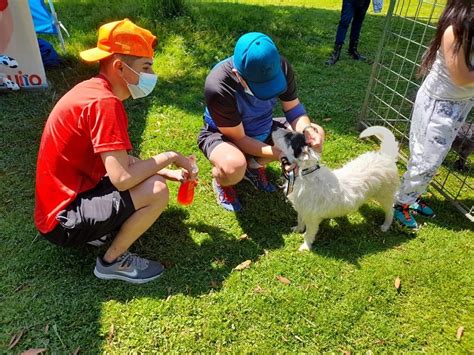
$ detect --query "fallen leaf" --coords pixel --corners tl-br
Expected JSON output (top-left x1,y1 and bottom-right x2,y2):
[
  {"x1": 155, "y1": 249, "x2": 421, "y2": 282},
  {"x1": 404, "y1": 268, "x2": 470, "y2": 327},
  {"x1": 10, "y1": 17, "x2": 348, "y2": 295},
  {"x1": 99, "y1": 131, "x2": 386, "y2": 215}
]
[
  {"x1": 456, "y1": 326, "x2": 464, "y2": 340},
  {"x1": 323, "y1": 117, "x2": 332, "y2": 121},
  {"x1": 8, "y1": 329, "x2": 25, "y2": 350},
  {"x1": 263, "y1": 249, "x2": 269, "y2": 256},
  {"x1": 44, "y1": 324, "x2": 49, "y2": 334},
  {"x1": 394, "y1": 277, "x2": 401, "y2": 290},
  {"x1": 344, "y1": 351, "x2": 351, "y2": 355},
  {"x1": 107, "y1": 324, "x2": 115, "y2": 343},
  {"x1": 276, "y1": 275, "x2": 291, "y2": 285},
  {"x1": 368, "y1": 296, "x2": 373, "y2": 303},
  {"x1": 238, "y1": 234, "x2": 250, "y2": 241},
  {"x1": 234, "y1": 260, "x2": 251, "y2": 271},
  {"x1": 21, "y1": 349, "x2": 47, "y2": 355},
  {"x1": 73, "y1": 346, "x2": 81, "y2": 355},
  {"x1": 253, "y1": 285, "x2": 264, "y2": 293}
]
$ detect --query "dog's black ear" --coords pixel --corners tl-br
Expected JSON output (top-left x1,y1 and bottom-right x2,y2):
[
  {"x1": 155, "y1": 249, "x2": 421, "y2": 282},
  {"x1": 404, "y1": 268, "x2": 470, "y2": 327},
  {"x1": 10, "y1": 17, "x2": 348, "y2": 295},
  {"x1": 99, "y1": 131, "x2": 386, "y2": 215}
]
[
  {"x1": 289, "y1": 132, "x2": 307, "y2": 159},
  {"x1": 272, "y1": 127, "x2": 307, "y2": 161}
]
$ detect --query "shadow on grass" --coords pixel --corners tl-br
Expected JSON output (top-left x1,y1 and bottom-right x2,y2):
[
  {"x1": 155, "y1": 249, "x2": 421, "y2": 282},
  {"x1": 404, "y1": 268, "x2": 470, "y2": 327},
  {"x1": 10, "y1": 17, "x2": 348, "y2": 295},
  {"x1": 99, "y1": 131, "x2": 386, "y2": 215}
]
[
  {"x1": 309, "y1": 204, "x2": 416, "y2": 266},
  {"x1": 307, "y1": 197, "x2": 473, "y2": 266}
]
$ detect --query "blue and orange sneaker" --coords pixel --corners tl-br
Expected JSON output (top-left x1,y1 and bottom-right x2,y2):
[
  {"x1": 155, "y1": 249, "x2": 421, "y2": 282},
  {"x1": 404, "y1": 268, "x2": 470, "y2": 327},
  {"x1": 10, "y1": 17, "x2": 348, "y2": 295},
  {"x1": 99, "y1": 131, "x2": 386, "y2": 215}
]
[
  {"x1": 243, "y1": 167, "x2": 276, "y2": 192},
  {"x1": 394, "y1": 204, "x2": 418, "y2": 230},
  {"x1": 409, "y1": 198, "x2": 435, "y2": 218},
  {"x1": 212, "y1": 179, "x2": 242, "y2": 212}
]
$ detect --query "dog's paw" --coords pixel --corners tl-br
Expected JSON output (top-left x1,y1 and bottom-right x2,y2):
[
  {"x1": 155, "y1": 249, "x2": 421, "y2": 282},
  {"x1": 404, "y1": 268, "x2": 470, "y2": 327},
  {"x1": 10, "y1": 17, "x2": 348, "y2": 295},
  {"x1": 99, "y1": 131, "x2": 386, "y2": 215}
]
[
  {"x1": 380, "y1": 223, "x2": 391, "y2": 232},
  {"x1": 298, "y1": 242, "x2": 311, "y2": 252}
]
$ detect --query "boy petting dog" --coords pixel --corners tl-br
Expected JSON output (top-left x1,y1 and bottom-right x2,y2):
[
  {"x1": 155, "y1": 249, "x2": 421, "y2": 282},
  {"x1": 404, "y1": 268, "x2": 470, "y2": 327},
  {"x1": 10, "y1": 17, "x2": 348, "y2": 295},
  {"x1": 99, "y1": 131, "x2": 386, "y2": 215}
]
[
  {"x1": 197, "y1": 32, "x2": 325, "y2": 212},
  {"x1": 273, "y1": 126, "x2": 400, "y2": 251}
]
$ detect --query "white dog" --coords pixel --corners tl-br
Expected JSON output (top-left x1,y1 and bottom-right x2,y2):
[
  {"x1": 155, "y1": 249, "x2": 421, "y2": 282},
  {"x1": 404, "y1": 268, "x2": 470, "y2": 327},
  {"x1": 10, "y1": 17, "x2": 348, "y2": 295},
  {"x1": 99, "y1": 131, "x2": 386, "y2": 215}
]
[{"x1": 272, "y1": 126, "x2": 400, "y2": 251}]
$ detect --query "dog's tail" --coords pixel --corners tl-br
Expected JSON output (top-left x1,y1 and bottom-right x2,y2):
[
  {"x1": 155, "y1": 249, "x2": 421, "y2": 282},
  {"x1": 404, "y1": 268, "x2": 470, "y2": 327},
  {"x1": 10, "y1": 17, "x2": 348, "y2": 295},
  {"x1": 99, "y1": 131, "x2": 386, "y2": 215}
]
[{"x1": 359, "y1": 126, "x2": 398, "y2": 160}]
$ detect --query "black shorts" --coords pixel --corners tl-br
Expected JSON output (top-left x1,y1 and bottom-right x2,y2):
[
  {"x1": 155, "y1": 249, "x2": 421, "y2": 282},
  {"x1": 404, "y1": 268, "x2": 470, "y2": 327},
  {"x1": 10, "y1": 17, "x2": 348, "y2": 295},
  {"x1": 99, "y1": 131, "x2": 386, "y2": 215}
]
[
  {"x1": 197, "y1": 117, "x2": 290, "y2": 160},
  {"x1": 41, "y1": 177, "x2": 136, "y2": 247}
]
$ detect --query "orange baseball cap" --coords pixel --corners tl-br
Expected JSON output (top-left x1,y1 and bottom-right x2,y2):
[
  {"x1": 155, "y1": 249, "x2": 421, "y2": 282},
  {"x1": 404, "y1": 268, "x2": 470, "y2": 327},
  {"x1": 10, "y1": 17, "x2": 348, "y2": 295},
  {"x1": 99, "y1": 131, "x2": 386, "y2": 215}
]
[{"x1": 80, "y1": 19, "x2": 157, "y2": 62}]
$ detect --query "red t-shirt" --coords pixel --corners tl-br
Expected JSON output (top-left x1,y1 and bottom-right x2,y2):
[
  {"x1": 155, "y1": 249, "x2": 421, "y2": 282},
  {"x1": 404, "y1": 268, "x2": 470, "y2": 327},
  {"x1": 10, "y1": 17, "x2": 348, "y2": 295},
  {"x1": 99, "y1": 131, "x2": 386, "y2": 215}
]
[{"x1": 34, "y1": 75, "x2": 132, "y2": 233}]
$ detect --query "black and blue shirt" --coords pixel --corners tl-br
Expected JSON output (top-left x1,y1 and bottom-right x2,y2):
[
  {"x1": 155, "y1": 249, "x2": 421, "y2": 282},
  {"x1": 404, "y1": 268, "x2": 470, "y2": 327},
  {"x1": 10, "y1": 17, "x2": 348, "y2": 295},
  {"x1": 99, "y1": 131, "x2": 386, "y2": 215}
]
[{"x1": 204, "y1": 56, "x2": 297, "y2": 142}]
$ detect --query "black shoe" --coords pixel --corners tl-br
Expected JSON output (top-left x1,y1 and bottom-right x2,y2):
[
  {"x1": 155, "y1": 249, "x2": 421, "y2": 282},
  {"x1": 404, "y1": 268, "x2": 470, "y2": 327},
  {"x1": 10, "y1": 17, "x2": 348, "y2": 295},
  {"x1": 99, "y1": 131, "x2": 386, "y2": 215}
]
[
  {"x1": 348, "y1": 40, "x2": 367, "y2": 61},
  {"x1": 326, "y1": 44, "x2": 342, "y2": 65}
]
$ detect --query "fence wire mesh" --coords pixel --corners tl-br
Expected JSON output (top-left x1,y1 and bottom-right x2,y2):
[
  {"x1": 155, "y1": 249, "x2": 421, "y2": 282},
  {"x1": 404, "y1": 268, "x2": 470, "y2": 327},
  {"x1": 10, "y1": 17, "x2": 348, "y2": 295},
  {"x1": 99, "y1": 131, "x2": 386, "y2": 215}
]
[{"x1": 359, "y1": 0, "x2": 473, "y2": 221}]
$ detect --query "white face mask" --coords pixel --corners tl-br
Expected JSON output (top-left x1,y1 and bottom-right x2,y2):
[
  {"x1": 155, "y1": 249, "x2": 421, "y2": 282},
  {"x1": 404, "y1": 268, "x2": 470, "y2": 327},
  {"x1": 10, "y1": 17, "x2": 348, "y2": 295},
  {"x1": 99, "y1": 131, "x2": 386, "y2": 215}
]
[{"x1": 122, "y1": 62, "x2": 157, "y2": 99}]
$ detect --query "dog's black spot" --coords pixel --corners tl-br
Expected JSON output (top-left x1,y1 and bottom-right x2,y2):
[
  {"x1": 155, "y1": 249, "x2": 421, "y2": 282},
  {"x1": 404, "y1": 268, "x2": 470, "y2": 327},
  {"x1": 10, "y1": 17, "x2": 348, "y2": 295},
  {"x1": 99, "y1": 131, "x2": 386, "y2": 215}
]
[
  {"x1": 272, "y1": 127, "x2": 309, "y2": 162},
  {"x1": 284, "y1": 131, "x2": 307, "y2": 158}
]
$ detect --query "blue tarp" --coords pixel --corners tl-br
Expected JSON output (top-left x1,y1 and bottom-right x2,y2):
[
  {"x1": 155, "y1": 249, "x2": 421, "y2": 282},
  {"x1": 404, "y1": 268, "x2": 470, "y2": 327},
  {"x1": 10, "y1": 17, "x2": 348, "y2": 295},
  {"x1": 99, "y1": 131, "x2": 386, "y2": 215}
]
[{"x1": 29, "y1": 0, "x2": 56, "y2": 34}]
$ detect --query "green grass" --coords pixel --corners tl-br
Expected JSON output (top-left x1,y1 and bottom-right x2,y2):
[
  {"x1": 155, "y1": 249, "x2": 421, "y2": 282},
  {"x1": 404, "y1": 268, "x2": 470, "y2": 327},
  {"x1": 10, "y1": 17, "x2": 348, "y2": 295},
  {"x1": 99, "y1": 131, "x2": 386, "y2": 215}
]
[{"x1": 1, "y1": 0, "x2": 473, "y2": 353}]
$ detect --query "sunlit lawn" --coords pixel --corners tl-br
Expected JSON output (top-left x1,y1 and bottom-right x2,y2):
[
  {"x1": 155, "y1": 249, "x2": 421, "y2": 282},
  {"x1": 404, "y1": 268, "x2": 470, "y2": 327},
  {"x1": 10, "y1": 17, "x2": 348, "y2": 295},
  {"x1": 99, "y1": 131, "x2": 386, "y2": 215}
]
[{"x1": 1, "y1": 0, "x2": 472, "y2": 352}]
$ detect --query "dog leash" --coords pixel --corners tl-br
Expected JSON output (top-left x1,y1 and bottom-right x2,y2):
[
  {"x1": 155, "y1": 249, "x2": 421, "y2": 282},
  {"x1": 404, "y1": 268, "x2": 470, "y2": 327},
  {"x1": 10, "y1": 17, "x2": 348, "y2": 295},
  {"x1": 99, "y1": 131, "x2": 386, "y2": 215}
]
[
  {"x1": 280, "y1": 157, "x2": 320, "y2": 196},
  {"x1": 280, "y1": 157, "x2": 296, "y2": 196}
]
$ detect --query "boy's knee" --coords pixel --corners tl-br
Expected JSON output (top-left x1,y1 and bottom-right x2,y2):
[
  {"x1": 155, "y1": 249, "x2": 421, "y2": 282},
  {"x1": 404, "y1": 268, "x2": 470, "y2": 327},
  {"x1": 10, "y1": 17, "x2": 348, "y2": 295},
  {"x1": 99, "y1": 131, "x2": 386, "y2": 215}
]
[
  {"x1": 220, "y1": 155, "x2": 247, "y2": 178},
  {"x1": 150, "y1": 175, "x2": 169, "y2": 201}
]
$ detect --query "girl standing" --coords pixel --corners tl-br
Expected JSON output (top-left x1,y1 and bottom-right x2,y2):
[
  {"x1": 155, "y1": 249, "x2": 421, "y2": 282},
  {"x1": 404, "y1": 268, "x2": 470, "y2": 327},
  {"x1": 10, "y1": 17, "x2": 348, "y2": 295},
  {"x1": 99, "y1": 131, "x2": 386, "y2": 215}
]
[{"x1": 394, "y1": 0, "x2": 474, "y2": 229}]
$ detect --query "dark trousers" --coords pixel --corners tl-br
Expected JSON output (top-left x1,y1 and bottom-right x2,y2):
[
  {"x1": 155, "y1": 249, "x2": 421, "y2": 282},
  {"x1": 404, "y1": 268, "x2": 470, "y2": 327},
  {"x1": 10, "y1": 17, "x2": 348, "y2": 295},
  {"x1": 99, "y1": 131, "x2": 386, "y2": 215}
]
[{"x1": 335, "y1": 0, "x2": 371, "y2": 46}]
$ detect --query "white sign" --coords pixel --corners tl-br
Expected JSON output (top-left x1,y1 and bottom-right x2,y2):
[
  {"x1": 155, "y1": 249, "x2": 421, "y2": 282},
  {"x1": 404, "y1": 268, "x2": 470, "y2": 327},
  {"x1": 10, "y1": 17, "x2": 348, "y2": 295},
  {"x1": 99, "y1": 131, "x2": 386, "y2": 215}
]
[{"x1": 0, "y1": 0, "x2": 48, "y2": 89}]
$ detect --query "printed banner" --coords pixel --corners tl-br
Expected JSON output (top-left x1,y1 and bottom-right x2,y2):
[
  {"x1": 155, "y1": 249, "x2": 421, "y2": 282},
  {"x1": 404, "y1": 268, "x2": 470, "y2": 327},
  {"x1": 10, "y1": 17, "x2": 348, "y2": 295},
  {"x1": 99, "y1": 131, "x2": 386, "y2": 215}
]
[{"x1": 0, "y1": 0, "x2": 48, "y2": 90}]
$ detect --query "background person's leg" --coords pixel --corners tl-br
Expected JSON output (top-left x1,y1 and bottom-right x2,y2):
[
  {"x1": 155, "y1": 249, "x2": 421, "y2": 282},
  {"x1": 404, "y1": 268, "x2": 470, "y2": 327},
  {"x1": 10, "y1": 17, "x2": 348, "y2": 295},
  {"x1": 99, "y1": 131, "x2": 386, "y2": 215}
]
[
  {"x1": 335, "y1": 0, "x2": 355, "y2": 46},
  {"x1": 348, "y1": 0, "x2": 370, "y2": 60},
  {"x1": 327, "y1": 0, "x2": 354, "y2": 65}
]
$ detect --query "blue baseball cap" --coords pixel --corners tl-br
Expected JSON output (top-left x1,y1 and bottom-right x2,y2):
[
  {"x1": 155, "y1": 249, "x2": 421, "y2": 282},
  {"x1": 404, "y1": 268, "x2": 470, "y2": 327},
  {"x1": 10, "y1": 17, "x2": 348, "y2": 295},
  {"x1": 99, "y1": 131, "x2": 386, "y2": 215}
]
[{"x1": 233, "y1": 32, "x2": 287, "y2": 100}]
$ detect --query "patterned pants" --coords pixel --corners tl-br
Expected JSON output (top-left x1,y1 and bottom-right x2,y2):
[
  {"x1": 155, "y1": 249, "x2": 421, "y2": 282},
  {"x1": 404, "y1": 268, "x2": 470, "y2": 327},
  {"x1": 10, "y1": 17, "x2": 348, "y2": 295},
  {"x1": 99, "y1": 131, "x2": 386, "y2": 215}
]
[{"x1": 396, "y1": 86, "x2": 474, "y2": 205}]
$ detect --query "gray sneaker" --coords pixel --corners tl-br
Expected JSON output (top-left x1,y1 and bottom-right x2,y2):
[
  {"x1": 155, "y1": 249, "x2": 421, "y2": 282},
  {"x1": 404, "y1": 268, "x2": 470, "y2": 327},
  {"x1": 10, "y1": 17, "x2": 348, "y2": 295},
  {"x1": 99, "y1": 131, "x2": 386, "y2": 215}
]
[{"x1": 94, "y1": 252, "x2": 164, "y2": 284}]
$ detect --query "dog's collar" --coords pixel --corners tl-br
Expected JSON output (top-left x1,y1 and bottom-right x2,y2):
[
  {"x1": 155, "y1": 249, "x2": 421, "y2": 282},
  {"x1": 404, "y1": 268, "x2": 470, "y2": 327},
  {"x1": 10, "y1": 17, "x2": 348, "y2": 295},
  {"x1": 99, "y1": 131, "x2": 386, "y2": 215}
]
[
  {"x1": 280, "y1": 157, "x2": 320, "y2": 196},
  {"x1": 301, "y1": 164, "x2": 320, "y2": 176}
]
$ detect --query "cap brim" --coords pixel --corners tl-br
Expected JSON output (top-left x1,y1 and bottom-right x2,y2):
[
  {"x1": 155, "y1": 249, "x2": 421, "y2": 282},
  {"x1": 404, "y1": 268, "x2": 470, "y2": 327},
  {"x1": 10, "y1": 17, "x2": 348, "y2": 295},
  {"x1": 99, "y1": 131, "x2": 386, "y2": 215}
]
[
  {"x1": 79, "y1": 47, "x2": 113, "y2": 62},
  {"x1": 247, "y1": 68, "x2": 287, "y2": 100}
]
